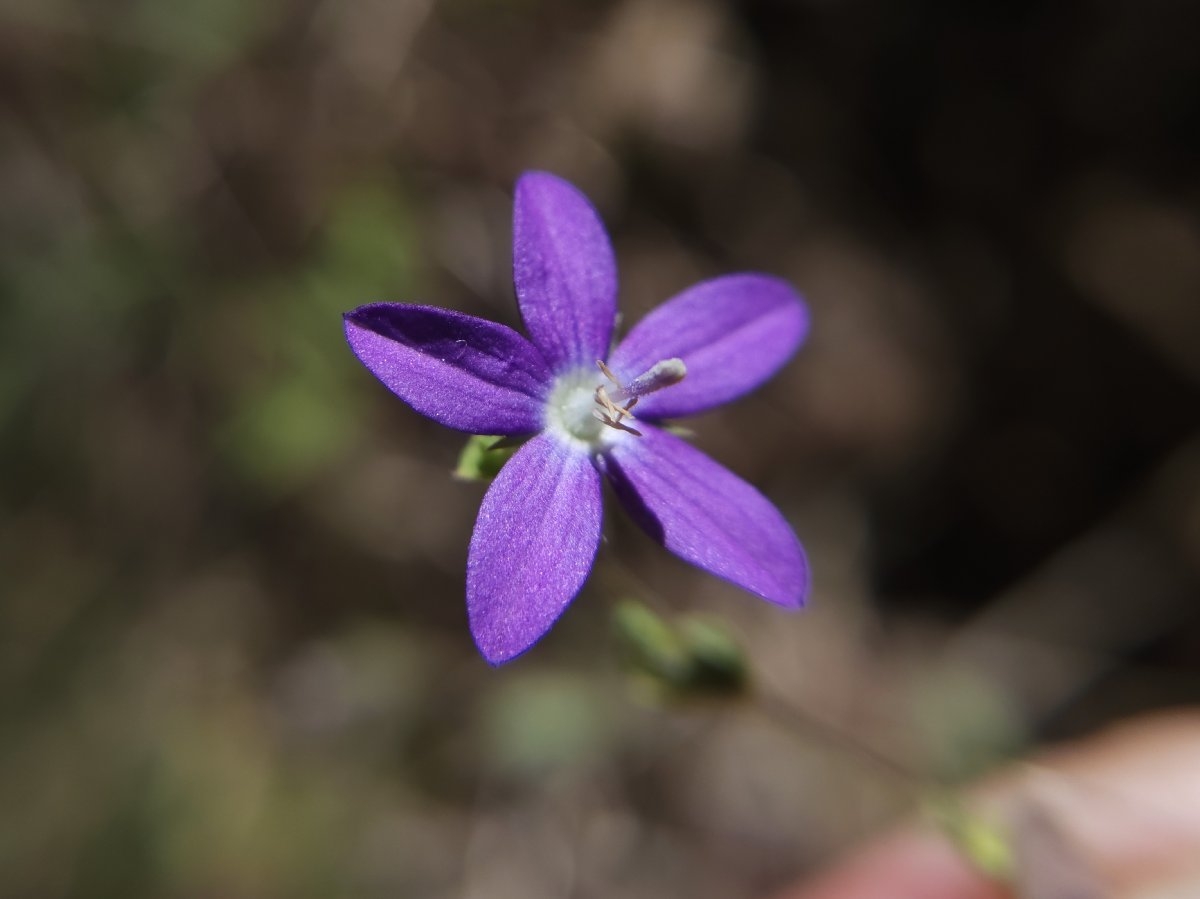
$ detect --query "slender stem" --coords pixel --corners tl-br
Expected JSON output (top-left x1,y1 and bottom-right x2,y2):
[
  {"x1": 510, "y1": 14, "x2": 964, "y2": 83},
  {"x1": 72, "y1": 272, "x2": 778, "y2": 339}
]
[
  {"x1": 600, "y1": 560, "x2": 928, "y2": 792},
  {"x1": 751, "y1": 687, "x2": 931, "y2": 794}
]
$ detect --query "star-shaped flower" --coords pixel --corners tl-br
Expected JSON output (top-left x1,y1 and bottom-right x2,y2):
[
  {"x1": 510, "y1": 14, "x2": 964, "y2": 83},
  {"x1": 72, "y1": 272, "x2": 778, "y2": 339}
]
[{"x1": 344, "y1": 172, "x2": 810, "y2": 664}]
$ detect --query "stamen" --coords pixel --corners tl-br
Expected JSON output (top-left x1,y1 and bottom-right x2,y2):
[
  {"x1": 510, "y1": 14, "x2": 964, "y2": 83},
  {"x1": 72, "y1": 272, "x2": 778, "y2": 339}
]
[
  {"x1": 591, "y1": 407, "x2": 642, "y2": 436},
  {"x1": 596, "y1": 359, "x2": 621, "y2": 386},
  {"x1": 587, "y1": 357, "x2": 686, "y2": 438},
  {"x1": 593, "y1": 386, "x2": 639, "y2": 434},
  {"x1": 594, "y1": 384, "x2": 637, "y2": 422}
]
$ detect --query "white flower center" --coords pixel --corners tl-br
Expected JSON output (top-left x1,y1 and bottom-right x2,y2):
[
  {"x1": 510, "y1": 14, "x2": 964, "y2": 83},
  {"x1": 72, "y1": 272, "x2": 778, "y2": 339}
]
[{"x1": 543, "y1": 358, "x2": 686, "y2": 451}]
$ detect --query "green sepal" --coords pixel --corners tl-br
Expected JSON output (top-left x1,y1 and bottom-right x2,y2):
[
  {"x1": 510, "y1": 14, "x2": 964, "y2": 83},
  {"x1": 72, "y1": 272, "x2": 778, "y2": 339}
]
[{"x1": 454, "y1": 434, "x2": 521, "y2": 482}]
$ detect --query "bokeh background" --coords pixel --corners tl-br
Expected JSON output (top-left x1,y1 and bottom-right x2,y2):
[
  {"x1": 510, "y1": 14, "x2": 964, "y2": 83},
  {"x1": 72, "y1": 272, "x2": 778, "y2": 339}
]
[{"x1": 2, "y1": 0, "x2": 1199, "y2": 896}]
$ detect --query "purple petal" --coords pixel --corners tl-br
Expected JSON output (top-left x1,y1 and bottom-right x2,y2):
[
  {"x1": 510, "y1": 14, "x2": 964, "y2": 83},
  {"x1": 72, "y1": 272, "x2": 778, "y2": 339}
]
[
  {"x1": 344, "y1": 303, "x2": 552, "y2": 435},
  {"x1": 607, "y1": 274, "x2": 808, "y2": 419},
  {"x1": 604, "y1": 426, "x2": 808, "y2": 608},
  {"x1": 468, "y1": 434, "x2": 603, "y2": 664},
  {"x1": 512, "y1": 172, "x2": 617, "y2": 372}
]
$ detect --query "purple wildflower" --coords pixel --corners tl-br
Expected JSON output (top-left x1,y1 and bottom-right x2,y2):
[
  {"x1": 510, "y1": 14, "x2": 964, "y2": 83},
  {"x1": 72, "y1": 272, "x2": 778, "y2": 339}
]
[{"x1": 344, "y1": 172, "x2": 810, "y2": 664}]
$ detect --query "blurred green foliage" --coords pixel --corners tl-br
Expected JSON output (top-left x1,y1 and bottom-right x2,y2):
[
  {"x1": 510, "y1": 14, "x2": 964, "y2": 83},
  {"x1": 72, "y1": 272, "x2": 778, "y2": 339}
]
[
  {"x1": 481, "y1": 672, "x2": 617, "y2": 778},
  {"x1": 219, "y1": 180, "x2": 420, "y2": 493},
  {"x1": 908, "y1": 665, "x2": 1028, "y2": 783}
]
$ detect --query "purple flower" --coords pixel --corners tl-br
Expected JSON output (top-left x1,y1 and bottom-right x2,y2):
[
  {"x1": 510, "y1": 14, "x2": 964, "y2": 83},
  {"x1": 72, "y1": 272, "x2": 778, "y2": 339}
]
[{"x1": 344, "y1": 172, "x2": 810, "y2": 664}]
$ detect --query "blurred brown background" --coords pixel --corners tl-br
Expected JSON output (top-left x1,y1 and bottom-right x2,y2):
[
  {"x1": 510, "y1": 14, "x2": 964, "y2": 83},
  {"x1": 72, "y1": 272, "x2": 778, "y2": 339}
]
[{"x1": 1, "y1": 0, "x2": 1199, "y2": 896}]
